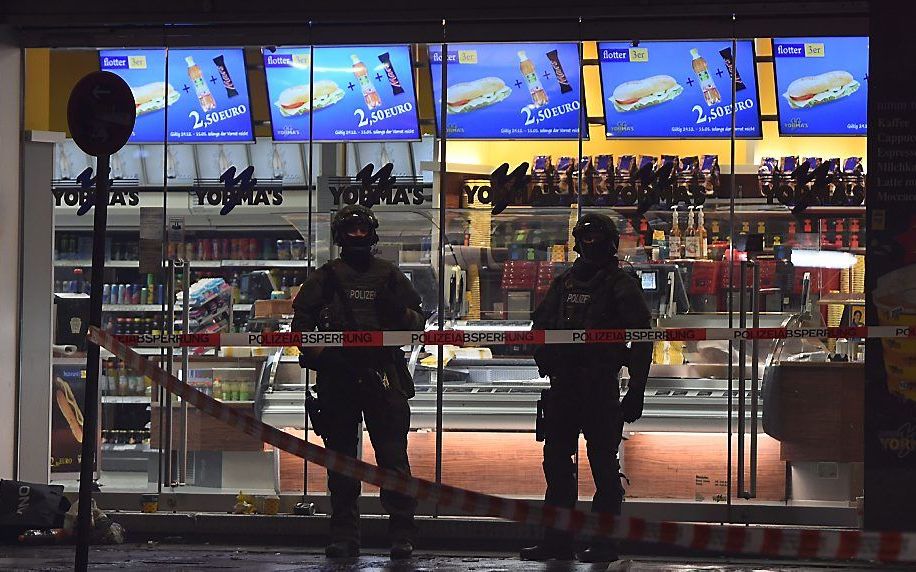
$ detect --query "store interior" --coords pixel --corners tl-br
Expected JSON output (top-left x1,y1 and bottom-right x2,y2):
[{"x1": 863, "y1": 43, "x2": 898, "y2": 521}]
[{"x1": 27, "y1": 35, "x2": 867, "y2": 527}]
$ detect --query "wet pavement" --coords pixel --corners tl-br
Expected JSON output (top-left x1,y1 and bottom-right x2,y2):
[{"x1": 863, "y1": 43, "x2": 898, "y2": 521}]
[{"x1": 0, "y1": 544, "x2": 899, "y2": 571}]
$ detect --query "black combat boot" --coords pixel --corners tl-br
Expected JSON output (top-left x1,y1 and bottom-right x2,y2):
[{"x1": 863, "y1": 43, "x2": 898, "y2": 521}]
[
  {"x1": 390, "y1": 539, "x2": 414, "y2": 560},
  {"x1": 325, "y1": 540, "x2": 360, "y2": 558}
]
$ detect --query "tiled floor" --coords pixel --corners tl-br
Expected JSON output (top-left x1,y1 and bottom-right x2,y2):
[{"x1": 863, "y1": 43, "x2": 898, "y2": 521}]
[{"x1": 0, "y1": 545, "x2": 899, "y2": 572}]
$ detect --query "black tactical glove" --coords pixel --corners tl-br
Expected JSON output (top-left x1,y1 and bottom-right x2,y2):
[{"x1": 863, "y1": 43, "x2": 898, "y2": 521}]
[
  {"x1": 620, "y1": 384, "x2": 646, "y2": 423},
  {"x1": 533, "y1": 346, "x2": 558, "y2": 379}
]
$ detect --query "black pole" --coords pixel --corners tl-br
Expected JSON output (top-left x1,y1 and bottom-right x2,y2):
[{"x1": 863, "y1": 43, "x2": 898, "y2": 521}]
[
  {"x1": 74, "y1": 154, "x2": 110, "y2": 571},
  {"x1": 725, "y1": 28, "x2": 738, "y2": 522},
  {"x1": 434, "y1": 25, "x2": 448, "y2": 517}
]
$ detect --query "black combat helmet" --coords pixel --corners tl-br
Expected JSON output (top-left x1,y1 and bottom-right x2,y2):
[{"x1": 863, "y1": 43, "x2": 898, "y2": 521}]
[
  {"x1": 572, "y1": 213, "x2": 620, "y2": 261},
  {"x1": 331, "y1": 204, "x2": 380, "y2": 248}
]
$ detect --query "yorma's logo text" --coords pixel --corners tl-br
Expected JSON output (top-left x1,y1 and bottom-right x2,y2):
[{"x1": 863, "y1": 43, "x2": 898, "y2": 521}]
[
  {"x1": 195, "y1": 166, "x2": 283, "y2": 215},
  {"x1": 328, "y1": 163, "x2": 432, "y2": 207},
  {"x1": 52, "y1": 168, "x2": 134, "y2": 216}
]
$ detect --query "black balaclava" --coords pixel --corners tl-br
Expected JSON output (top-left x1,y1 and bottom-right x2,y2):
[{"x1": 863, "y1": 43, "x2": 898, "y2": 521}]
[
  {"x1": 331, "y1": 204, "x2": 379, "y2": 265},
  {"x1": 572, "y1": 213, "x2": 620, "y2": 278}
]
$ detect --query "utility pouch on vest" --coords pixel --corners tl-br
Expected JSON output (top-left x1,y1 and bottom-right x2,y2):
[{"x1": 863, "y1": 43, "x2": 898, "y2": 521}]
[{"x1": 535, "y1": 388, "x2": 548, "y2": 442}]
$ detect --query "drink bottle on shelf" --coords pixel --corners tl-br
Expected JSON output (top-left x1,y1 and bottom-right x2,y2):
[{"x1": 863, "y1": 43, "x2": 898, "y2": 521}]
[
  {"x1": 669, "y1": 206, "x2": 683, "y2": 259},
  {"x1": 696, "y1": 207, "x2": 709, "y2": 259},
  {"x1": 685, "y1": 206, "x2": 700, "y2": 259}
]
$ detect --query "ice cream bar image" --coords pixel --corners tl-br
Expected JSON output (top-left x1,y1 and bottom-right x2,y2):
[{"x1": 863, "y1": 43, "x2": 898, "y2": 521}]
[
  {"x1": 213, "y1": 54, "x2": 239, "y2": 98},
  {"x1": 718, "y1": 47, "x2": 747, "y2": 92},
  {"x1": 546, "y1": 49, "x2": 573, "y2": 94},
  {"x1": 378, "y1": 52, "x2": 404, "y2": 95}
]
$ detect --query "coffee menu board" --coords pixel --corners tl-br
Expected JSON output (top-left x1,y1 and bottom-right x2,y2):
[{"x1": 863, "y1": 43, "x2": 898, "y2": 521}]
[
  {"x1": 263, "y1": 46, "x2": 421, "y2": 142},
  {"x1": 428, "y1": 43, "x2": 583, "y2": 139},
  {"x1": 772, "y1": 37, "x2": 868, "y2": 136},
  {"x1": 99, "y1": 48, "x2": 255, "y2": 143},
  {"x1": 597, "y1": 40, "x2": 762, "y2": 139}
]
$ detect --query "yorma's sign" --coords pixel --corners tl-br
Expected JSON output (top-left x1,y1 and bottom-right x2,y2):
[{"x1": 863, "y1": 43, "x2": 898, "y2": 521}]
[
  {"x1": 318, "y1": 163, "x2": 433, "y2": 211},
  {"x1": 53, "y1": 166, "x2": 285, "y2": 216}
]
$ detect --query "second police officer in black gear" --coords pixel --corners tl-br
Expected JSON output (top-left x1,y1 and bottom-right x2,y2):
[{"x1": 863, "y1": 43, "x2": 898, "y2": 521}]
[
  {"x1": 292, "y1": 205, "x2": 425, "y2": 560},
  {"x1": 520, "y1": 213, "x2": 652, "y2": 563}
]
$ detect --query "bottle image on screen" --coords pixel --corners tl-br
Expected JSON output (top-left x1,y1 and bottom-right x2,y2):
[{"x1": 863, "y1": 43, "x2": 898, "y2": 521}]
[
  {"x1": 185, "y1": 56, "x2": 217, "y2": 112},
  {"x1": 690, "y1": 48, "x2": 721, "y2": 106},
  {"x1": 351, "y1": 54, "x2": 382, "y2": 109},
  {"x1": 518, "y1": 51, "x2": 549, "y2": 107}
]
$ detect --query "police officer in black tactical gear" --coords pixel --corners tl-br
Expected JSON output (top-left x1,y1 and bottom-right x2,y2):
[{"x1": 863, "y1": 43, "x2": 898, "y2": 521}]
[
  {"x1": 520, "y1": 213, "x2": 652, "y2": 564},
  {"x1": 292, "y1": 204, "x2": 425, "y2": 560}
]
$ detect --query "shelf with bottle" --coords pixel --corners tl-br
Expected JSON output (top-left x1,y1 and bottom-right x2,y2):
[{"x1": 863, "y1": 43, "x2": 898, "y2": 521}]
[
  {"x1": 102, "y1": 304, "x2": 251, "y2": 316},
  {"x1": 628, "y1": 206, "x2": 866, "y2": 259},
  {"x1": 101, "y1": 395, "x2": 150, "y2": 404},
  {"x1": 102, "y1": 304, "x2": 163, "y2": 313},
  {"x1": 212, "y1": 377, "x2": 257, "y2": 402},
  {"x1": 449, "y1": 202, "x2": 866, "y2": 217},
  {"x1": 101, "y1": 357, "x2": 152, "y2": 398},
  {"x1": 56, "y1": 233, "x2": 311, "y2": 265},
  {"x1": 54, "y1": 259, "x2": 313, "y2": 269},
  {"x1": 101, "y1": 430, "x2": 151, "y2": 448},
  {"x1": 54, "y1": 259, "x2": 142, "y2": 268}
]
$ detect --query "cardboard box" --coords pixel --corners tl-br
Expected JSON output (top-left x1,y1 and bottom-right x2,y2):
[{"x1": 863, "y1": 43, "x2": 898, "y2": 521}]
[{"x1": 254, "y1": 299, "x2": 294, "y2": 318}]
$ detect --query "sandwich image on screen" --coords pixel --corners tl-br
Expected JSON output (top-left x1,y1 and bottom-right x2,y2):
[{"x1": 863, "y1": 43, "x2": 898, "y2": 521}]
[
  {"x1": 611, "y1": 75, "x2": 684, "y2": 112},
  {"x1": 782, "y1": 70, "x2": 860, "y2": 109},
  {"x1": 275, "y1": 80, "x2": 345, "y2": 117},
  {"x1": 446, "y1": 77, "x2": 512, "y2": 114},
  {"x1": 132, "y1": 82, "x2": 180, "y2": 116}
]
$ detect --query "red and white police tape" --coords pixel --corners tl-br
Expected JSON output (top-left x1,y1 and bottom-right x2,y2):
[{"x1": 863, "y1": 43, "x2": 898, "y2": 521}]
[
  {"x1": 88, "y1": 326, "x2": 916, "y2": 563},
  {"x1": 113, "y1": 325, "x2": 903, "y2": 349}
]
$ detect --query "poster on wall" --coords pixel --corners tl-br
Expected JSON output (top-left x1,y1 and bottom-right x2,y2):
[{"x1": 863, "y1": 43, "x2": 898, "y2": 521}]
[
  {"x1": 772, "y1": 37, "x2": 868, "y2": 136},
  {"x1": 428, "y1": 43, "x2": 584, "y2": 139},
  {"x1": 263, "y1": 45, "x2": 421, "y2": 142},
  {"x1": 99, "y1": 48, "x2": 255, "y2": 143},
  {"x1": 597, "y1": 40, "x2": 761, "y2": 139},
  {"x1": 50, "y1": 363, "x2": 89, "y2": 474}
]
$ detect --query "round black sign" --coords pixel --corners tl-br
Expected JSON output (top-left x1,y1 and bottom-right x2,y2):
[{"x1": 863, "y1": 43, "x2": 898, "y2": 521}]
[{"x1": 67, "y1": 71, "x2": 136, "y2": 157}]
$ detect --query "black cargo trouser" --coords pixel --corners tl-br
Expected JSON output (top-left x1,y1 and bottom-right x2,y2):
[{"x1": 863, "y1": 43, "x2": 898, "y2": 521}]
[
  {"x1": 541, "y1": 374, "x2": 625, "y2": 547},
  {"x1": 318, "y1": 374, "x2": 417, "y2": 545}
]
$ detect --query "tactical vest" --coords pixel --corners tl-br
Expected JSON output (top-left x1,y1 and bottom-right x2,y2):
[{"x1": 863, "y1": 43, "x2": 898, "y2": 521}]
[
  {"x1": 553, "y1": 266, "x2": 632, "y2": 369},
  {"x1": 318, "y1": 258, "x2": 397, "y2": 332},
  {"x1": 558, "y1": 266, "x2": 627, "y2": 330},
  {"x1": 317, "y1": 257, "x2": 416, "y2": 398}
]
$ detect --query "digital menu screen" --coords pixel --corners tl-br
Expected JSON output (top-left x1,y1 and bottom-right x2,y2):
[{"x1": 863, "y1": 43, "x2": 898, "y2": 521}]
[
  {"x1": 772, "y1": 37, "x2": 868, "y2": 136},
  {"x1": 99, "y1": 48, "x2": 255, "y2": 143},
  {"x1": 263, "y1": 45, "x2": 420, "y2": 142},
  {"x1": 597, "y1": 40, "x2": 761, "y2": 139},
  {"x1": 428, "y1": 43, "x2": 583, "y2": 139}
]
